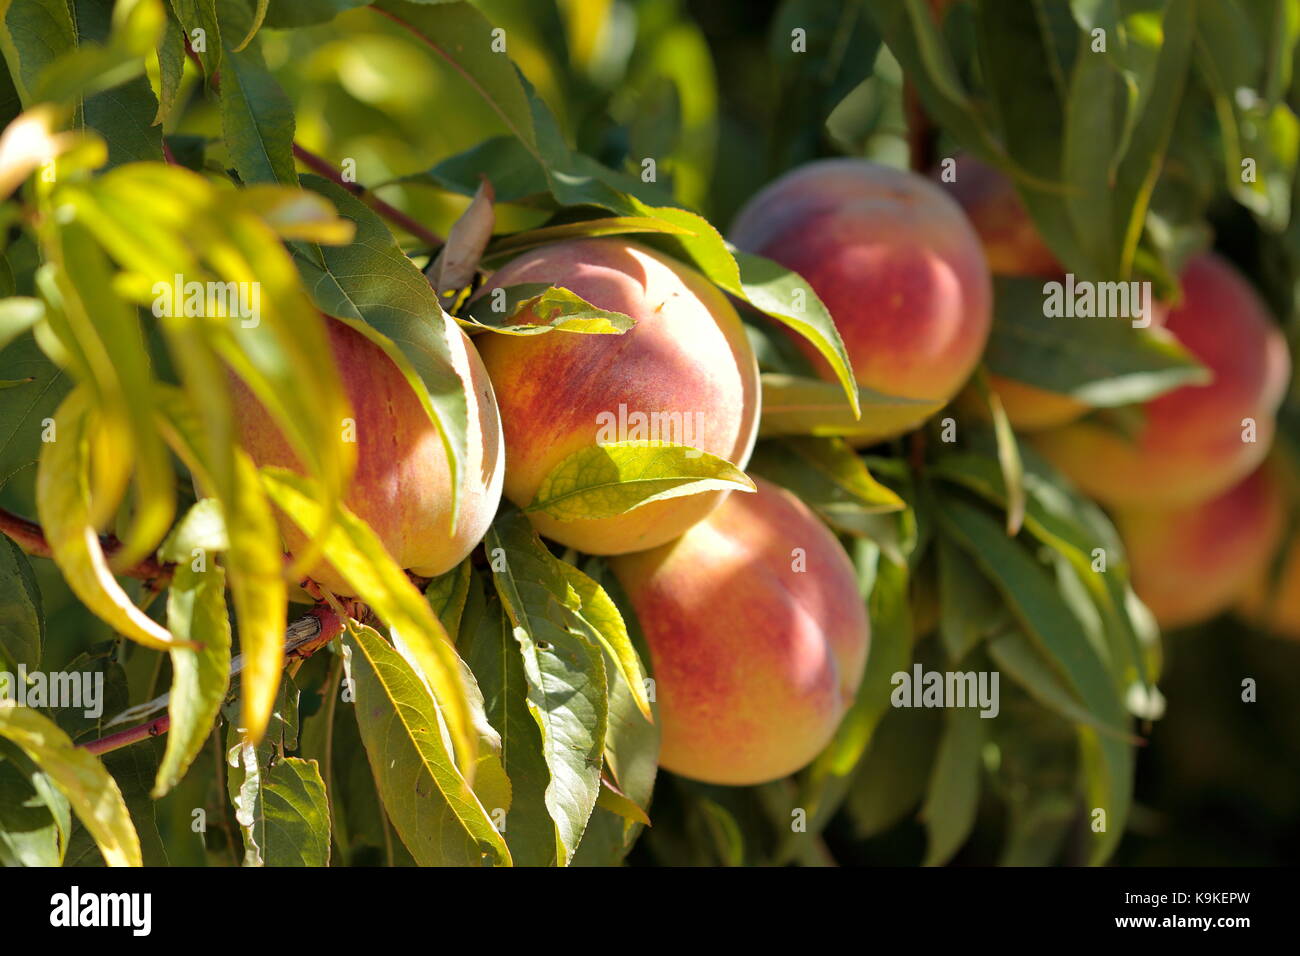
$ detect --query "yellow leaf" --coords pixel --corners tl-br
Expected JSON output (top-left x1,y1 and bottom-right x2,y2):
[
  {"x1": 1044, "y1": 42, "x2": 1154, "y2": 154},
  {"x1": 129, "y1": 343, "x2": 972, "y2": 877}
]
[
  {"x1": 36, "y1": 388, "x2": 183, "y2": 651},
  {"x1": 260, "y1": 467, "x2": 478, "y2": 778},
  {"x1": 0, "y1": 702, "x2": 142, "y2": 867}
]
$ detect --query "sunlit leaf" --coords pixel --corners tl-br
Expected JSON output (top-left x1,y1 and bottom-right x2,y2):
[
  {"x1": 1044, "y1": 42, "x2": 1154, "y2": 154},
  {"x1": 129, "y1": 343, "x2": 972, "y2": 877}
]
[{"x1": 0, "y1": 702, "x2": 141, "y2": 866}]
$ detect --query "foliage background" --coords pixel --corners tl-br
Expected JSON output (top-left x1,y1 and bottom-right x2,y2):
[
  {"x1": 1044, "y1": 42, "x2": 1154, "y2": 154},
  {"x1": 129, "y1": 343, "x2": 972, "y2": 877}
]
[{"x1": 0, "y1": 0, "x2": 1297, "y2": 867}]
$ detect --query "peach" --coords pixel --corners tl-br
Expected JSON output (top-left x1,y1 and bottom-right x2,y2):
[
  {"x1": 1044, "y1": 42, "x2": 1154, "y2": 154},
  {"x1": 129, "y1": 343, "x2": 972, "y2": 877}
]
[
  {"x1": 231, "y1": 313, "x2": 505, "y2": 596},
  {"x1": 609, "y1": 477, "x2": 870, "y2": 786},
  {"x1": 1115, "y1": 465, "x2": 1286, "y2": 629},
  {"x1": 728, "y1": 158, "x2": 992, "y2": 439},
  {"x1": 940, "y1": 154, "x2": 1061, "y2": 278},
  {"x1": 1034, "y1": 253, "x2": 1291, "y2": 507},
  {"x1": 473, "y1": 238, "x2": 760, "y2": 554}
]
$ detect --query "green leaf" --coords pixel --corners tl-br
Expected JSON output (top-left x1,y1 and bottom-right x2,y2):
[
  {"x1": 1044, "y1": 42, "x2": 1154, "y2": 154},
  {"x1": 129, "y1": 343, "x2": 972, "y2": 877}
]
[
  {"x1": 461, "y1": 284, "x2": 634, "y2": 336},
  {"x1": 253, "y1": 757, "x2": 330, "y2": 866},
  {"x1": 867, "y1": 0, "x2": 1013, "y2": 173},
  {"x1": 0, "y1": 0, "x2": 77, "y2": 106},
  {"x1": 571, "y1": 563, "x2": 658, "y2": 865},
  {"x1": 758, "y1": 372, "x2": 941, "y2": 439},
  {"x1": 69, "y1": 0, "x2": 164, "y2": 166},
  {"x1": 373, "y1": 0, "x2": 539, "y2": 153},
  {"x1": 170, "y1": 0, "x2": 221, "y2": 77},
  {"x1": 932, "y1": 445, "x2": 1157, "y2": 689},
  {"x1": 482, "y1": 216, "x2": 698, "y2": 260},
  {"x1": 263, "y1": 0, "x2": 370, "y2": 29},
  {"x1": 485, "y1": 508, "x2": 608, "y2": 866},
  {"x1": 0, "y1": 739, "x2": 69, "y2": 866},
  {"x1": 155, "y1": 559, "x2": 231, "y2": 797},
  {"x1": 799, "y1": 540, "x2": 910, "y2": 818},
  {"x1": 971, "y1": 366, "x2": 1025, "y2": 535},
  {"x1": 0, "y1": 531, "x2": 41, "y2": 671},
  {"x1": 1063, "y1": 1, "x2": 1196, "y2": 277},
  {"x1": 935, "y1": 492, "x2": 1133, "y2": 864},
  {"x1": 843, "y1": 703, "x2": 942, "y2": 839},
  {"x1": 553, "y1": 560, "x2": 652, "y2": 722},
  {"x1": 595, "y1": 778, "x2": 650, "y2": 827},
  {"x1": 0, "y1": 331, "x2": 70, "y2": 493},
  {"x1": 937, "y1": 533, "x2": 1007, "y2": 664},
  {"x1": 0, "y1": 703, "x2": 141, "y2": 866},
  {"x1": 748, "y1": 436, "x2": 905, "y2": 529},
  {"x1": 153, "y1": 10, "x2": 185, "y2": 125},
  {"x1": 62, "y1": 740, "x2": 168, "y2": 867},
  {"x1": 225, "y1": 674, "x2": 302, "y2": 865},
  {"x1": 464, "y1": 593, "x2": 555, "y2": 865},
  {"x1": 768, "y1": 0, "x2": 880, "y2": 169},
  {"x1": 405, "y1": 135, "x2": 550, "y2": 206},
  {"x1": 218, "y1": 39, "x2": 296, "y2": 185},
  {"x1": 296, "y1": 175, "x2": 468, "y2": 531},
  {"x1": 983, "y1": 276, "x2": 1208, "y2": 405},
  {"x1": 527, "y1": 441, "x2": 756, "y2": 523},
  {"x1": 345, "y1": 620, "x2": 510, "y2": 866},
  {"x1": 260, "y1": 467, "x2": 478, "y2": 780},
  {"x1": 920, "y1": 704, "x2": 986, "y2": 866},
  {"x1": 424, "y1": 559, "x2": 472, "y2": 641},
  {"x1": 987, "y1": 628, "x2": 1130, "y2": 738}
]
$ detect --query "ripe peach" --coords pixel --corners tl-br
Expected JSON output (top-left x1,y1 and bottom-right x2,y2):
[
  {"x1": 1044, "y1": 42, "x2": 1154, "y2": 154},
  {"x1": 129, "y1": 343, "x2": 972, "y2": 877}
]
[
  {"x1": 609, "y1": 477, "x2": 870, "y2": 786},
  {"x1": 940, "y1": 154, "x2": 1061, "y2": 278},
  {"x1": 1034, "y1": 253, "x2": 1291, "y2": 507},
  {"x1": 728, "y1": 158, "x2": 992, "y2": 439},
  {"x1": 1115, "y1": 465, "x2": 1286, "y2": 629},
  {"x1": 474, "y1": 238, "x2": 760, "y2": 554},
  {"x1": 231, "y1": 313, "x2": 505, "y2": 596}
]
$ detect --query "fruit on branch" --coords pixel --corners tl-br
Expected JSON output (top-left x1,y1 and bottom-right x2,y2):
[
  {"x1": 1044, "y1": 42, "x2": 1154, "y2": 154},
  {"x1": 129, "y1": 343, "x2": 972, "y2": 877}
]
[
  {"x1": 1240, "y1": 536, "x2": 1300, "y2": 640},
  {"x1": 729, "y1": 157, "x2": 992, "y2": 440},
  {"x1": 474, "y1": 238, "x2": 761, "y2": 554},
  {"x1": 1115, "y1": 464, "x2": 1286, "y2": 629},
  {"x1": 941, "y1": 154, "x2": 1062, "y2": 279},
  {"x1": 231, "y1": 313, "x2": 505, "y2": 596},
  {"x1": 1034, "y1": 253, "x2": 1291, "y2": 507},
  {"x1": 609, "y1": 476, "x2": 870, "y2": 786}
]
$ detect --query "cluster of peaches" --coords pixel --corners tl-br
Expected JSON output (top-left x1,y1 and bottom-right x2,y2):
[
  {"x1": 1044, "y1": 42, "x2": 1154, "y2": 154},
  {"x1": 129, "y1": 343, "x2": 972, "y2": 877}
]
[{"x1": 229, "y1": 154, "x2": 1295, "y2": 787}]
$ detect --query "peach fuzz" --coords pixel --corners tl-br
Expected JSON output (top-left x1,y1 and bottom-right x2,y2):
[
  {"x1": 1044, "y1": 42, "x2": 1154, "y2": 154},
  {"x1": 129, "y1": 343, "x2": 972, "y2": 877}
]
[
  {"x1": 473, "y1": 238, "x2": 760, "y2": 554},
  {"x1": 609, "y1": 477, "x2": 869, "y2": 786},
  {"x1": 231, "y1": 313, "x2": 505, "y2": 596},
  {"x1": 729, "y1": 158, "x2": 992, "y2": 439},
  {"x1": 1034, "y1": 253, "x2": 1291, "y2": 508}
]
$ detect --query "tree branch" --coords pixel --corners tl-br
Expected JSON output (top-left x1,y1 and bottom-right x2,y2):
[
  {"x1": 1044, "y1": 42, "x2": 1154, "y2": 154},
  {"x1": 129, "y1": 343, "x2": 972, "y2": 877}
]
[
  {"x1": 0, "y1": 506, "x2": 172, "y2": 584},
  {"x1": 291, "y1": 142, "x2": 445, "y2": 250},
  {"x1": 181, "y1": 39, "x2": 443, "y2": 251},
  {"x1": 81, "y1": 605, "x2": 346, "y2": 757}
]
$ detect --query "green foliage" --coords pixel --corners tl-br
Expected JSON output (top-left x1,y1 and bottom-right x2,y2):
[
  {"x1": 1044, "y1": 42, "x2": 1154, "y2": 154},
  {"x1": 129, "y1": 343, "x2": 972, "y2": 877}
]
[{"x1": 0, "y1": 0, "x2": 1292, "y2": 869}]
